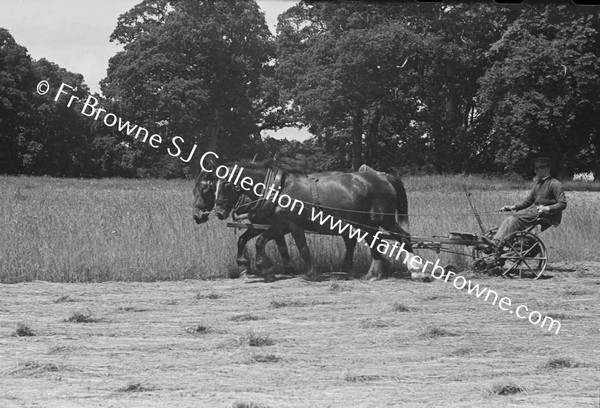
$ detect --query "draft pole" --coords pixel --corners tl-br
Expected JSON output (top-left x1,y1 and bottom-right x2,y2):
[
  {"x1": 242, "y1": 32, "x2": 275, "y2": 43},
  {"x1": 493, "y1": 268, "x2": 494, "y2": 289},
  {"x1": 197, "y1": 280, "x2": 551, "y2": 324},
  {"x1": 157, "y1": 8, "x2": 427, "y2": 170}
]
[{"x1": 462, "y1": 184, "x2": 486, "y2": 234}]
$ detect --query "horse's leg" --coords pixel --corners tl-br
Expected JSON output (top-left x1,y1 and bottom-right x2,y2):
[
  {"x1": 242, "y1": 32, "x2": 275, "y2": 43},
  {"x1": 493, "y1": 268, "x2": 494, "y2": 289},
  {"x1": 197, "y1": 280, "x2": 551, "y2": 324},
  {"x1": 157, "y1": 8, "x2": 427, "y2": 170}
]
[
  {"x1": 289, "y1": 224, "x2": 316, "y2": 277},
  {"x1": 237, "y1": 229, "x2": 261, "y2": 279},
  {"x1": 341, "y1": 236, "x2": 357, "y2": 275},
  {"x1": 256, "y1": 227, "x2": 279, "y2": 282},
  {"x1": 384, "y1": 220, "x2": 428, "y2": 280},
  {"x1": 363, "y1": 246, "x2": 390, "y2": 281},
  {"x1": 274, "y1": 233, "x2": 295, "y2": 275},
  {"x1": 363, "y1": 214, "x2": 409, "y2": 280}
]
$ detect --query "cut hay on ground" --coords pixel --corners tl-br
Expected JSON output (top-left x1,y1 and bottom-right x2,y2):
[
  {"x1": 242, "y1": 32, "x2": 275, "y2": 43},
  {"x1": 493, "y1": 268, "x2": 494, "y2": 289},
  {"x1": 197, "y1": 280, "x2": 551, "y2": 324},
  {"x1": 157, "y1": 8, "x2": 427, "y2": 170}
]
[{"x1": 0, "y1": 262, "x2": 598, "y2": 407}]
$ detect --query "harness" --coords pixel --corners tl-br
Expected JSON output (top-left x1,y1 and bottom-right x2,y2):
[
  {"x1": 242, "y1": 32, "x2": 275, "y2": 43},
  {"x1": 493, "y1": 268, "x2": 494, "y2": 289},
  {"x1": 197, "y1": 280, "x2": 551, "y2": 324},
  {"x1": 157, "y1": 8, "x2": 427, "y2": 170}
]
[{"x1": 232, "y1": 167, "x2": 285, "y2": 220}]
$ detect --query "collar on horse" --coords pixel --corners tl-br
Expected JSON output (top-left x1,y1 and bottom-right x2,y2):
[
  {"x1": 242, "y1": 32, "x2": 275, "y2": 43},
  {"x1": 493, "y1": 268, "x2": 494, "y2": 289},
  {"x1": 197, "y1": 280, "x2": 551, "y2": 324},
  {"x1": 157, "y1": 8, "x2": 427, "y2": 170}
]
[{"x1": 233, "y1": 167, "x2": 285, "y2": 219}]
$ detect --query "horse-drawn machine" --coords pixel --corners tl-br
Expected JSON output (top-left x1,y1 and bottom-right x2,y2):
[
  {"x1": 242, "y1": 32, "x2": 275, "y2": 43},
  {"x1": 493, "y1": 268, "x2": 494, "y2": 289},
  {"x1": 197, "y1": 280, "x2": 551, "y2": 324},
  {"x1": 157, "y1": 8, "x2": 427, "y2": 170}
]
[{"x1": 227, "y1": 184, "x2": 549, "y2": 280}]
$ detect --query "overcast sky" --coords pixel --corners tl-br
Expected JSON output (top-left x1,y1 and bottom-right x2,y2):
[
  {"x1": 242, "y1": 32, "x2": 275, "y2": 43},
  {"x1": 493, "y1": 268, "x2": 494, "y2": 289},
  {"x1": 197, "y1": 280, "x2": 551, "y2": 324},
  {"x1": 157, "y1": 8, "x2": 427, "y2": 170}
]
[
  {"x1": 0, "y1": 0, "x2": 307, "y2": 140},
  {"x1": 0, "y1": 0, "x2": 297, "y2": 93}
]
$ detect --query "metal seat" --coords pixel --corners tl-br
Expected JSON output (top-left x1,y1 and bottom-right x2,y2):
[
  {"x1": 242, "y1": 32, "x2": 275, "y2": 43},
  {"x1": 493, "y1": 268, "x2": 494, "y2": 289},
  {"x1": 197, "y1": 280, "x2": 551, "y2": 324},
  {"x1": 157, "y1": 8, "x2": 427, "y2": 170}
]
[{"x1": 524, "y1": 218, "x2": 553, "y2": 234}]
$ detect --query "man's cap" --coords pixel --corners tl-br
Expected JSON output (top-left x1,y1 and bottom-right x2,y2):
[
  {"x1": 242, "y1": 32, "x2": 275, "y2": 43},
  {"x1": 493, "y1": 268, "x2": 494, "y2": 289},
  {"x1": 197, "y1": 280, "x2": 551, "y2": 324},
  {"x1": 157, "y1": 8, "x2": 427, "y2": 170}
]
[{"x1": 534, "y1": 156, "x2": 552, "y2": 167}]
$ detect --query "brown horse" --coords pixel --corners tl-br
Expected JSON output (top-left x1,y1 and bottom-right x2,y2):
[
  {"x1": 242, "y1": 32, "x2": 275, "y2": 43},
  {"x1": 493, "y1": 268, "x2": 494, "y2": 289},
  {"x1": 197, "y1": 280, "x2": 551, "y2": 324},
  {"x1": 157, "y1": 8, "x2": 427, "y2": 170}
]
[
  {"x1": 213, "y1": 159, "x2": 419, "y2": 281},
  {"x1": 192, "y1": 153, "x2": 366, "y2": 279},
  {"x1": 192, "y1": 163, "x2": 294, "y2": 277}
]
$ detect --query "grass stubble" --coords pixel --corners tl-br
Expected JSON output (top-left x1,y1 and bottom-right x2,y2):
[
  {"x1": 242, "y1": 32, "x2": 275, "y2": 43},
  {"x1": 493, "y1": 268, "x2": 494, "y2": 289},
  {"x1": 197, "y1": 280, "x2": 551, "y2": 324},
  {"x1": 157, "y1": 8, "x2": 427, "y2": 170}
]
[
  {"x1": 0, "y1": 265, "x2": 597, "y2": 406},
  {"x1": 11, "y1": 322, "x2": 35, "y2": 337}
]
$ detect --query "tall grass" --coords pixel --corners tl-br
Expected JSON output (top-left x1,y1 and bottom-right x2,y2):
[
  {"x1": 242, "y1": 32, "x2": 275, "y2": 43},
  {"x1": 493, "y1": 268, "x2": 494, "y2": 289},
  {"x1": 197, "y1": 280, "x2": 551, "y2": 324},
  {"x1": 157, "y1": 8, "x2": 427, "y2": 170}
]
[
  {"x1": 1, "y1": 175, "x2": 597, "y2": 282},
  {"x1": 1, "y1": 176, "x2": 235, "y2": 282}
]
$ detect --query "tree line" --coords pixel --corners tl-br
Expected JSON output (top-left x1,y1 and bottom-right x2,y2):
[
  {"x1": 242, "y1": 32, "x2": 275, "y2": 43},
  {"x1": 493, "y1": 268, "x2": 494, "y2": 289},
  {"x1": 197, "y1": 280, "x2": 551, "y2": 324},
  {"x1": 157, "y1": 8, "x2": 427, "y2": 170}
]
[{"x1": 1, "y1": 1, "x2": 599, "y2": 179}]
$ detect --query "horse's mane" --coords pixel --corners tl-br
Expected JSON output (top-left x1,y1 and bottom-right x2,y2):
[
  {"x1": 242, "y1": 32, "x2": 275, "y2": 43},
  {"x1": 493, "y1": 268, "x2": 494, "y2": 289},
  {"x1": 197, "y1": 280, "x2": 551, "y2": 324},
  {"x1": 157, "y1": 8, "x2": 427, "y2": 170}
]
[
  {"x1": 226, "y1": 157, "x2": 308, "y2": 174},
  {"x1": 226, "y1": 158, "x2": 274, "y2": 168},
  {"x1": 276, "y1": 156, "x2": 310, "y2": 174}
]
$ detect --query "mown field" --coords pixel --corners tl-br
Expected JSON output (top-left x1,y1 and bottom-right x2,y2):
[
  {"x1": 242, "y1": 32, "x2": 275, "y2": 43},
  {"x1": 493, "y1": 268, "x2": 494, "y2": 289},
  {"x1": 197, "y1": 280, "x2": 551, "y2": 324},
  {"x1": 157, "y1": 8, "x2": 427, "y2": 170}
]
[
  {"x1": 0, "y1": 175, "x2": 598, "y2": 282},
  {"x1": 1, "y1": 265, "x2": 599, "y2": 407},
  {"x1": 1, "y1": 175, "x2": 599, "y2": 407}
]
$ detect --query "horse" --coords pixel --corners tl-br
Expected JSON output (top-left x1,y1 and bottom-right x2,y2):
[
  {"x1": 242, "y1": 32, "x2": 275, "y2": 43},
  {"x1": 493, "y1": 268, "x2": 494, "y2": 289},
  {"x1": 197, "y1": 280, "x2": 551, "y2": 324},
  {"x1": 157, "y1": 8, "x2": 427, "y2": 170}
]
[
  {"x1": 212, "y1": 165, "x2": 362, "y2": 279},
  {"x1": 192, "y1": 162, "x2": 294, "y2": 278},
  {"x1": 213, "y1": 159, "x2": 420, "y2": 281},
  {"x1": 359, "y1": 163, "x2": 410, "y2": 235},
  {"x1": 193, "y1": 157, "x2": 361, "y2": 278}
]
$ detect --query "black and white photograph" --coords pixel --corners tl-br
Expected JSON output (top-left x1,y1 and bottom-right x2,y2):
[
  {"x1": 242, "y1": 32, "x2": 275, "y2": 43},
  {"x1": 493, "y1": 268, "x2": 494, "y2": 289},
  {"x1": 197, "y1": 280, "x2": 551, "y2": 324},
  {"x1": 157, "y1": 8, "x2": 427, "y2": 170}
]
[{"x1": 1, "y1": 0, "x2": 599, "y2": 406}]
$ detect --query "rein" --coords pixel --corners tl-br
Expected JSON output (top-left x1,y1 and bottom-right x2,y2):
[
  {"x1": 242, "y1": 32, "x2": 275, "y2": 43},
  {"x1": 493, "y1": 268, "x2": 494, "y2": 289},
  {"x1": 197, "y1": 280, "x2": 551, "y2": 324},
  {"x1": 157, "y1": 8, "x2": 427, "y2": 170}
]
[{"x1": 225, "y1": 166, "x2": 528, "y2": 221}]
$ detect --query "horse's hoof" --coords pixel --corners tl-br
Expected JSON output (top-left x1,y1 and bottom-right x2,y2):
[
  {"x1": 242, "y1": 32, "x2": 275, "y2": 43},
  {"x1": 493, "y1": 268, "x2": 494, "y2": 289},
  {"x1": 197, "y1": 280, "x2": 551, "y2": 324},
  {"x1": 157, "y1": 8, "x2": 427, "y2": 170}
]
[
  {"x1": 341, "y1": 264, "x2": 353, "y2": 274},
  {"x1": 238, "y1": 265, "x2": 259, "y2": 278},
  {"x1": 283, "y1": 266, "x2": 296, "y2": 276},
  {"x1": 411, "y1": 272, "x2": 432, "y2": 282},
  {"x1": 246, "y1": 268, "x2": 259, "y2": 277},
  {"x1": 304, "y1": 274, "x2": 324, "y2": 282},
  {"x1": 263, "y1": 274, "x2": 276, "y2": 283}
]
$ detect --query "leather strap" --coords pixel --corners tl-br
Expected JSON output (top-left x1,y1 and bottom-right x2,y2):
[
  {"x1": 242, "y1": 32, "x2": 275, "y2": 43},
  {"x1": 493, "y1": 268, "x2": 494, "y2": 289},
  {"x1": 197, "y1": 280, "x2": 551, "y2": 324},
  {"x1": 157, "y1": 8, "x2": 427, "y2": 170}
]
[
  {"x1": 251, "y1": 167, "x2": 285, "y2": 215},
  {"x1": 309, "y1": 176, "x2": 320, "y2": 206}
]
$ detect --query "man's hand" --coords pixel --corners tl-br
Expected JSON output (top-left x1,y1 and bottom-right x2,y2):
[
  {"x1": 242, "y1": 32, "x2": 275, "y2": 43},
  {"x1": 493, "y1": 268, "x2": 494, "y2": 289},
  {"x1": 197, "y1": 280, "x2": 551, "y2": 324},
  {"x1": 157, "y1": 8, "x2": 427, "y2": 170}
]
[
  {"x1": 537, "y1": 205, "x2": 551, "y2": 214},
  {"x1": 500, "y1": 205, "x2": 516, "y2": 212}
]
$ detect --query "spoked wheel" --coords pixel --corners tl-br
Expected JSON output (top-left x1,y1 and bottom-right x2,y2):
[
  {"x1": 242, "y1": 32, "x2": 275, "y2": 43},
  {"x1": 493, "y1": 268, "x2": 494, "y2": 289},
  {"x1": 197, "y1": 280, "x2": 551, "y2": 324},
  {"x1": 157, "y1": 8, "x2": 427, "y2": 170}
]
[{"x1": 495, "y1": 231, "x2": 547, "y2": 279}]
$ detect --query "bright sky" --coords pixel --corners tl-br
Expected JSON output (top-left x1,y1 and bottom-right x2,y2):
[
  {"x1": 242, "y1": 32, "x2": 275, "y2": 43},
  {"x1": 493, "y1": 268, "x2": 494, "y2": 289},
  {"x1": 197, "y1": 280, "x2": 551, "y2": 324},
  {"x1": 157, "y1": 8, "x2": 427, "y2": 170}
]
[{"x1": 0, "y1": 0, "x2": 308, "y2": 141}]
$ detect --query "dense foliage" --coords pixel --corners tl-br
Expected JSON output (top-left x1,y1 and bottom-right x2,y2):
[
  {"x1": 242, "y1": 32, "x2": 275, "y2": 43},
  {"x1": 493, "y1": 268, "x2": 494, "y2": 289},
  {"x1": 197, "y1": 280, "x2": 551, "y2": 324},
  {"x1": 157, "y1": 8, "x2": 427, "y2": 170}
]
[
  {"x1": 1, "y1": 2, "x2": 599, "y2": 178},
  {"x1": 0, "y1": 29, "x2": 96, "y2": 176}
]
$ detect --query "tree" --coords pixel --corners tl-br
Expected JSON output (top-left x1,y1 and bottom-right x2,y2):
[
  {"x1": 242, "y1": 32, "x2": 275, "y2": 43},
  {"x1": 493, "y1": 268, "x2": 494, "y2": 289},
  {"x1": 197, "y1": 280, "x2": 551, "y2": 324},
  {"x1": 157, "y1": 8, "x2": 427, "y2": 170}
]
[
  {"x1": 477, "y1": 4, "x2": 600, "y2": 178},
  {"x1": 0, "y1": 28, "x2": 35, "y2": 174},
  {"x1": 276, "y1": 2, "x2": 422, "y2": 170},
  {"x1": 0, "y1": 29, "x2": 99, "y2": 176},
  {"x1": 275, "y1": 2, "x2": 520, "y2": 173},
  {"x1": 416, "y1": 4, "x2": 522, "y2": 173},
  {"x1": 26, "y1": 59, "x2": 97, "y2": 176},
  {"x1": 102, "y1": 0, "x2": 275, "y2": 175}
]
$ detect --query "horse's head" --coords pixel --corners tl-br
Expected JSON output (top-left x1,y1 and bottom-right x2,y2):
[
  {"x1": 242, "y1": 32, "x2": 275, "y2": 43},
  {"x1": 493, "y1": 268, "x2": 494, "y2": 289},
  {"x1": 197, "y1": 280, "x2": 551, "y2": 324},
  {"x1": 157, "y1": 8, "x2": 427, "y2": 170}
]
[
  {"x1": 214, "y1": 172, "x2": 243, "y2": 220},
  {"x1": 213, "y1": 160, "x2": 273, "y2": 220},
  {"x1": 192, "y1": 166, "x2": 217, "y2": 224}
]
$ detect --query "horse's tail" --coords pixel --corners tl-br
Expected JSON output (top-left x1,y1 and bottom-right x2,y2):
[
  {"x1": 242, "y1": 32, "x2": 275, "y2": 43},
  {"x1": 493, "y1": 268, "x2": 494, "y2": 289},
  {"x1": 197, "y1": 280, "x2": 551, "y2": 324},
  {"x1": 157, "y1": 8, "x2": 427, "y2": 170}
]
[{"x1": 385, "y1": 174, "x2": 410, "y2": 234}]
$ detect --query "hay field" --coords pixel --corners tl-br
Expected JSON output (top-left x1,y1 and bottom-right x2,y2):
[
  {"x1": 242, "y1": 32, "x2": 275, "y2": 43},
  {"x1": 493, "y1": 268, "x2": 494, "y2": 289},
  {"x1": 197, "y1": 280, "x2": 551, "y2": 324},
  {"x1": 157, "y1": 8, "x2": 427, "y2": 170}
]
[
  {"x1": 0, "y1": 175, "x2": 598, "y2": 282},
  {"x1": 1, "y1": 175, "x2": 599, "y2": 407},
  {"x1": 1, "y1": 265, "x2": 599, "y2": 407}
]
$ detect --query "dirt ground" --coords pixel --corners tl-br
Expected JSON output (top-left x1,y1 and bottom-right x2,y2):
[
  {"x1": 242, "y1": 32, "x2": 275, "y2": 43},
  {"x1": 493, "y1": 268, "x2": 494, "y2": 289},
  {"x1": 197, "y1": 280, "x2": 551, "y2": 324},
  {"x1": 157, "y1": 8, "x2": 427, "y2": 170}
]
[{"x1": 1, "y1": 262, "x2": 599, "y2": 408}]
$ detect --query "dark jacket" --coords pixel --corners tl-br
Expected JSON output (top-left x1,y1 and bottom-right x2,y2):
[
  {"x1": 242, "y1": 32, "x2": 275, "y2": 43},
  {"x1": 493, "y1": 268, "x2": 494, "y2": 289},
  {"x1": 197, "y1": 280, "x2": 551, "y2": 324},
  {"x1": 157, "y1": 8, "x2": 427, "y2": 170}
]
[{"x1": 514, "y1": 176, "x2": 567, "y2": 225}]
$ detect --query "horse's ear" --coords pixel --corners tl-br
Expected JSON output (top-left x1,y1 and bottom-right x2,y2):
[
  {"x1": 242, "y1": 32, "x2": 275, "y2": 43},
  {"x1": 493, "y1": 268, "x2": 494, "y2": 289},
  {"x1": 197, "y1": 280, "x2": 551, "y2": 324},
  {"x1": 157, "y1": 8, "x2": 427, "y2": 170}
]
[{"x1": 251, "y1": 153, "x2": 259, "y2": 162}]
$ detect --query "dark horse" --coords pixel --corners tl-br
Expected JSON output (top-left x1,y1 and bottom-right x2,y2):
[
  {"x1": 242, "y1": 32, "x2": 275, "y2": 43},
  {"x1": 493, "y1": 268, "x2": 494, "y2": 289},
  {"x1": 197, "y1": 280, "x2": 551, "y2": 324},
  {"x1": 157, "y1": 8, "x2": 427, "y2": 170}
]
[
  {"x1": 213, "y1": 159, "x2": 419, "y2": 281},
  {"x1": 193, "y1": 160, "x2": 353, "y2": 278},
  {"x1": 192, "y1": 162, "x2": 295, "y2": 277}
]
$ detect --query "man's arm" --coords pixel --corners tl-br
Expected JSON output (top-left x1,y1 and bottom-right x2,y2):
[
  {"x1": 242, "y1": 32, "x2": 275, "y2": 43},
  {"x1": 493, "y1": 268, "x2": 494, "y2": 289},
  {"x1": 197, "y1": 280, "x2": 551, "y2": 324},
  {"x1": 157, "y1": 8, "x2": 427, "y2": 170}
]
[
  {"x1": 547, "y1": 180, "x2": 567, "y2": 212},
  {"x1": 513, "y1": 183, "x2": 536, "y2": 211}
]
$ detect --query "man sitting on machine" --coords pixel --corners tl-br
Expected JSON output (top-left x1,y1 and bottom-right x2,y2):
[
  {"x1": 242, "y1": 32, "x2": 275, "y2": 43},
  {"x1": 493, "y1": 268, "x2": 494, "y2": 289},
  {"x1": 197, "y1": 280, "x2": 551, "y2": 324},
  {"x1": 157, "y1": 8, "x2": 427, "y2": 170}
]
[{"x1": 486, "y1": 156, "x2": 567, "y2": 247}]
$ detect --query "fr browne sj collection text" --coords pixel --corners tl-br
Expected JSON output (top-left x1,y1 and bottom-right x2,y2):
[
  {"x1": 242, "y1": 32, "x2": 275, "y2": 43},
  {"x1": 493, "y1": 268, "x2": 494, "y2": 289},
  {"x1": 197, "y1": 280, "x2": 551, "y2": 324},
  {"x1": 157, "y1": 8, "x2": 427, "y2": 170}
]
[{"x1": 37, "y1": 81, "x2": 200, "y2": 162}]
